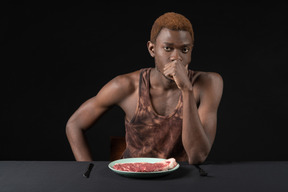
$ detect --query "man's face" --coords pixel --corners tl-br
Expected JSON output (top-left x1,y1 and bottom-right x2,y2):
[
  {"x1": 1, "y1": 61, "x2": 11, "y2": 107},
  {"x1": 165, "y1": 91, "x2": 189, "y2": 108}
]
[{"x1": 151, "y1": 28, "x2": 193, "y2": 76}]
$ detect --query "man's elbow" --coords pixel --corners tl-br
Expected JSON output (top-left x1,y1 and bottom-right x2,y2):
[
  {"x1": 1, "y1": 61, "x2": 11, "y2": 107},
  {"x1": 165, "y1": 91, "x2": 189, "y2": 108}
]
[
  {"x1": 65, "y1": 121, "x2": 79, "y2": 138},
  {"x1": 65, "y1": 122, "x2": 73, "y2": 135},
  {"x1": 187, "y1": 152, "x2": 209, "y2": 165}
]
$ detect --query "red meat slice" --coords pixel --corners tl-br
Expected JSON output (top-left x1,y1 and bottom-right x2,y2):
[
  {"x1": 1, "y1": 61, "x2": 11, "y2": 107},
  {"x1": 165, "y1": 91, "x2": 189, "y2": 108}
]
[{"x1": 113, "y1": 158, "x2": 177, "y2": 172}]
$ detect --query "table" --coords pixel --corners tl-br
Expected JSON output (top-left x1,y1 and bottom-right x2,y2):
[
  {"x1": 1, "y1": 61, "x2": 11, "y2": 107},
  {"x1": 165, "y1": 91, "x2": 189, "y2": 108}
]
[{"x1": 1, "y1": 161, "x2": 288, "y2": 192}]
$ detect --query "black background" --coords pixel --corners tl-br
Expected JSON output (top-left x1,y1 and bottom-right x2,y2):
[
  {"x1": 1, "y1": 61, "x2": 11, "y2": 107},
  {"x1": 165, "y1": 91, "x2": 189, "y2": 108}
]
[{"x1": 1, "y1": 2, "x2": 287, "y2": 161}]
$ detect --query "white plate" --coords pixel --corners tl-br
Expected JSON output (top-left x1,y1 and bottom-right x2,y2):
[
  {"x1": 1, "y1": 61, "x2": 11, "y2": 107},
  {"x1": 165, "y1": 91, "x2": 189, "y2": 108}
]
[{"x1": 108, "y1": 157, "x2": 180, "y2": 178}]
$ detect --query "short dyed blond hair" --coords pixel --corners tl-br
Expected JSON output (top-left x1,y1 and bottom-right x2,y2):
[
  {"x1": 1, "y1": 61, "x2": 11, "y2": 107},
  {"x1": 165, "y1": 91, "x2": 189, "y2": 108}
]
[{"x1": 150, "y1": 12, "x2": 194, "y2": 43}]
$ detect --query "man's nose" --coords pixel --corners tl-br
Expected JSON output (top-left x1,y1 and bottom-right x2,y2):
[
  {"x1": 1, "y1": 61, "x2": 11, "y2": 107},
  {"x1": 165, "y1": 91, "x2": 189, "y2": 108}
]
[{"x1": 170, "y1": 50, "x2": 182, "y2": 61}]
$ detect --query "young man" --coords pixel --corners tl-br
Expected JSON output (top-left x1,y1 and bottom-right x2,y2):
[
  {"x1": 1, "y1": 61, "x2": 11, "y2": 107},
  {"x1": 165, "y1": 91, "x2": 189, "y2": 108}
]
[{"x1": 66, "y1": 12, "x2": 223, "y2": 164}]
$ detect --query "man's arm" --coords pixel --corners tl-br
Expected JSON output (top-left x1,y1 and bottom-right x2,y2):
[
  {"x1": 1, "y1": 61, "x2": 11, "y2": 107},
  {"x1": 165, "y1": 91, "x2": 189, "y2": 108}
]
[
  {"x1": 164, "y1": 61, "x2": 223, "y2": 164},
  {"x1": 181, "y1": 72, "x2": 223, "y2": 164},
  {"x1": 66, "y1": 75, "x2": 135, "y2": 161}
]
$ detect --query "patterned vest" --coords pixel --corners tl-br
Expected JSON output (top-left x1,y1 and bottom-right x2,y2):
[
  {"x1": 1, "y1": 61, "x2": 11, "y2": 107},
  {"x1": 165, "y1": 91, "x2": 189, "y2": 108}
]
[{"x1": 123, "y1": 68, "x2": 193, "y2": 162}]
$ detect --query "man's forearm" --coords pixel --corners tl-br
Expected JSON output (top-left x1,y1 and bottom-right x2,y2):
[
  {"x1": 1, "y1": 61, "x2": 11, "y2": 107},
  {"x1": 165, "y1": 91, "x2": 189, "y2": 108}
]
[
  {"x1": 66, "y1": 125, "x2": 93, "y2": 161},
  {"x1": 181, "y1": 90, "x2": 211, "y2": 164}
]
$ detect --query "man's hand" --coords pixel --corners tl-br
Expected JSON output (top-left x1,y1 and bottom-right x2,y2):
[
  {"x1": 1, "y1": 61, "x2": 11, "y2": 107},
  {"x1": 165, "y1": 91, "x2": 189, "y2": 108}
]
[{"x1": 163, "y1": 60, "x2": 193, "y2": 91}]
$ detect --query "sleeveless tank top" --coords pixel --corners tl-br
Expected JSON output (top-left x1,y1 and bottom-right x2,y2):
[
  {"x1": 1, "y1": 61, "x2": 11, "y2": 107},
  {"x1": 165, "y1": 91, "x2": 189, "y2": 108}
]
[{"x1": 123, "y1": 67, "x2": 193, "y2": 162}]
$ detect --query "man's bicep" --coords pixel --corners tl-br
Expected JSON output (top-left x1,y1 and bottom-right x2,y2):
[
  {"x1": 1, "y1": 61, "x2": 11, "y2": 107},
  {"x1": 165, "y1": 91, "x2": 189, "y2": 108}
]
[
  {"x1": 198, "y1": 73, "x2": 223, "y2": 143},
  {"x1": 198, "y1": 106, "x2": 218, "y2": 144},
  {"x1": 66, "y1": 96, "x2": 110, "y2": 131},
  {"x1": 68, "y1": 76, "x2": 131, "y2": 130}
]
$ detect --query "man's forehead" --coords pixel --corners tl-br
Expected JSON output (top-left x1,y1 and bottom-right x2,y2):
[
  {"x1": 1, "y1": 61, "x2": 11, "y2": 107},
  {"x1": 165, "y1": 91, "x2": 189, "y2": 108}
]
[{"x1": 156, "y1": 28, "x2": 192, "y2": 44}]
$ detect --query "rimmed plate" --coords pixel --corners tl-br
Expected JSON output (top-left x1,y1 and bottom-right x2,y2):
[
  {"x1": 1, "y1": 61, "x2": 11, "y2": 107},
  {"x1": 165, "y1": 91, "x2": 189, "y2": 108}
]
[{"x1": 108, "y1": 157, "x2": 180, "y2": 178}]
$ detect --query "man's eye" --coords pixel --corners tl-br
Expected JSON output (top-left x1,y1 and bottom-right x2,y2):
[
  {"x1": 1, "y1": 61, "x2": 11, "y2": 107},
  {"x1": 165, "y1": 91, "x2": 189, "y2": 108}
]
[
  {"x1": 164, "y1": 47, "x2": 172, "y2": 51},
  {"x1": 182, "y1": 47, "x2": 189, "y2": 53}
]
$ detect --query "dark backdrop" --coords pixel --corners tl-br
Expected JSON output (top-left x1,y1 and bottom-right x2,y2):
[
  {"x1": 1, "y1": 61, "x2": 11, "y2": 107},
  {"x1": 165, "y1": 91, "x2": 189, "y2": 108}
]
[{"x1": 1, "y1": 2, "x2": 287, "y2": 161}]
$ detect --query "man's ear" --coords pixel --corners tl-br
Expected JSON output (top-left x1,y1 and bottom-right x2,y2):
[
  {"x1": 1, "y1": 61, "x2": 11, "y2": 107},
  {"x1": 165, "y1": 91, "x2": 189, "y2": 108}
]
[{"x1": 147, "y1": 41, "x2": 155, "y2": 57}]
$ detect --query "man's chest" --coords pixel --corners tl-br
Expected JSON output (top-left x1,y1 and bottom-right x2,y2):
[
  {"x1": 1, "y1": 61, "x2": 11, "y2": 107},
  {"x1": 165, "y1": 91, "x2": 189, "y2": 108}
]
[{"x1": 149, "y1": 89, "x2": 182, "y2": 116}]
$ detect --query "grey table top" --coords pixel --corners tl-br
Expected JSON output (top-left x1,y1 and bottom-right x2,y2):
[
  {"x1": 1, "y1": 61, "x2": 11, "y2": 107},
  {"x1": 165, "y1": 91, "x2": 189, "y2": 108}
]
[{"x1": 1, "y1": 161, "x2": 288, "y2": 192}]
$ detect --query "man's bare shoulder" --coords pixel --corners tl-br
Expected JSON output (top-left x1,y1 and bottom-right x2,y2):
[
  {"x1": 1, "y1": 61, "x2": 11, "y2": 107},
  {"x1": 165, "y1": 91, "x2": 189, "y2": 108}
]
[
  {"x1": 95, "y1": 70, "x2": 141, "y2": 107},
  {"x1": 190, "y1": 70, "x2": 223, "y2": 107},
  {"x1": 192, "y1": 70, "x2": 223, "y2": 88},
  {"x1": 108, "y1": 70, "x2": 141, "y2": 93}
]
